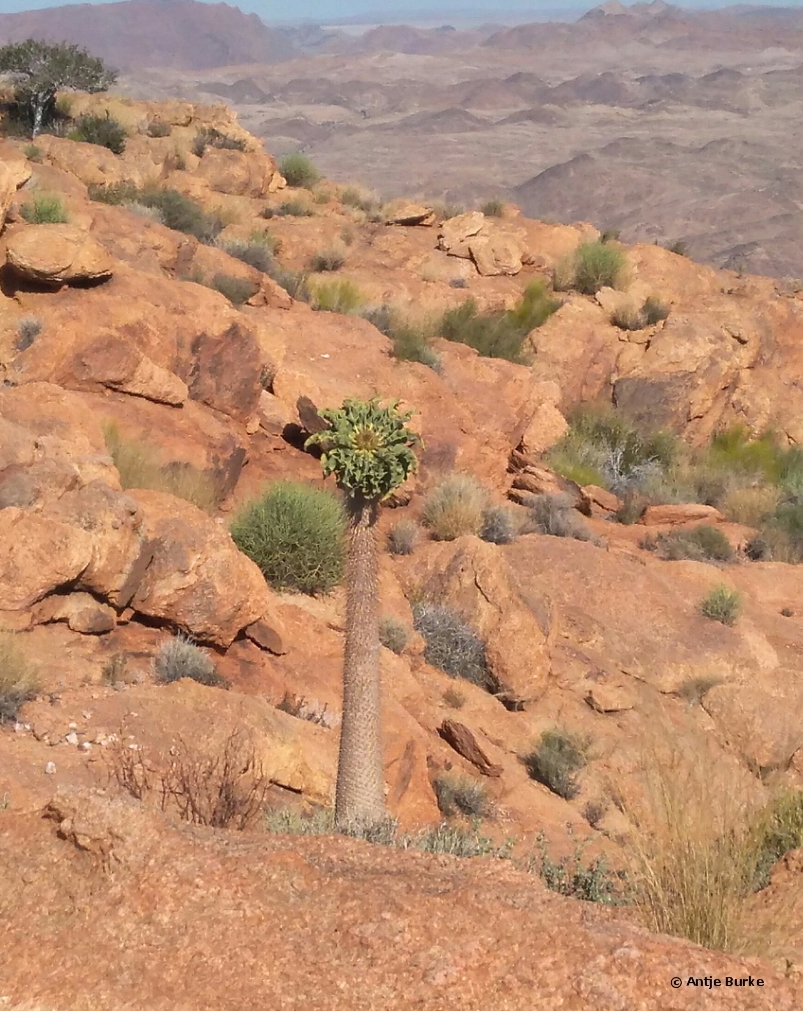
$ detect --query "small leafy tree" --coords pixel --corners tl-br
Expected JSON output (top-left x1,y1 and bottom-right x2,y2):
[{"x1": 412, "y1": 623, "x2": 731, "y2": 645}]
[
  {"x1": 306, "y1": 398, "x2": 420, "y2": 831},
  {"x1": 0, "y1": 39, "x2": 116, "y2": 138}
]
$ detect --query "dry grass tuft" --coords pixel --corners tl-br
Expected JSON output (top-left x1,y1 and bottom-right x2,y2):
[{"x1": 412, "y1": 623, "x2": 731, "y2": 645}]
[
  {"x1": 422, "y1": 474, "x2": 489, "y2": 541},
  {"x1": 0, "y1": 631, "x2": 40, "y2": 724}
]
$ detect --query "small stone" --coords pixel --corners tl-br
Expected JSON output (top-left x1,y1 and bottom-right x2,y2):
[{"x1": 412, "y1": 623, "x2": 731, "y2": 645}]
[
  {"x1": 68, "y1": 722, "x2": 78, "y2": 730},
  {"x1": 64, "y1": 731, "x2": 79, "y2": 746},
  {"x1": 79, "y1": 741, "x2": 92, "y2": 752},
  {"x1": 44, "y1": 761, "x2": 56, "y2": 775},
  {"x1": 82, "y1": 711, "x2": 92, "y2": 719}
]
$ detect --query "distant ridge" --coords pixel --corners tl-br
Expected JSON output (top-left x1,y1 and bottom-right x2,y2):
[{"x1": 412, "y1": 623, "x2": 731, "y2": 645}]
[{"x1": 0, "y1": 0, "x2": 302, "y2": 71}]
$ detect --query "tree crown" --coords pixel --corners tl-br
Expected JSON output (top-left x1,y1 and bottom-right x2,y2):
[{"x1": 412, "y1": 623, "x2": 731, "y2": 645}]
[
  {"x1": 306, "y1": 397, "x2": 420, "y2": 501},
  {"x1": 0, "y1": 39, "x2": 116, "y2": 94}
]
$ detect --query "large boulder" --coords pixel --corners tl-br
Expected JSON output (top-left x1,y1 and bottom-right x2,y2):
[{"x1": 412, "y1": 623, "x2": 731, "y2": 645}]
[
  {"x1": 128, "y1": 489, "x2": 274, "y2": 646},
  {"x1": 6, "y1": 225, "x2": 113, "y2": 286},
  {"x1": 193, "y1": 147, "x2": 285, "y2": 198},
  {"x1": 0, "y1": 142, "x2": 32, "y2": 225}
]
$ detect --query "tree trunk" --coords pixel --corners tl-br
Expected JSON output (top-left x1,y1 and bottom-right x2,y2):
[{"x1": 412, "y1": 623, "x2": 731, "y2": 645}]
[
  {"x1": 334, "y1": 495, "x2": 385, "y2": 831},
  {"x1": 31, "y1": 93, "x2": 44, "y2": 139}
]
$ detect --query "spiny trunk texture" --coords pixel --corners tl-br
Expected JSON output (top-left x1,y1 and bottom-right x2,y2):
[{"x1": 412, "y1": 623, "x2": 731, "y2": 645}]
[{"x1": 335, "y1": 496, "x2": 385, "y2": 831}]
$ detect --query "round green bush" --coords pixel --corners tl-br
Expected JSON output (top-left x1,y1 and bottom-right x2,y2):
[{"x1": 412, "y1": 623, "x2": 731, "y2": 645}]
[{"x1": 230, "y1": 481, "x2": 346, "y2": 594}]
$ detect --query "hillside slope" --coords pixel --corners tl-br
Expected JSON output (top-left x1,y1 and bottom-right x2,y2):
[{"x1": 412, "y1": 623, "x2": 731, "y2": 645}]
[{"x1": 2, "y1": 92, "x2": 803, "y2": 1004}]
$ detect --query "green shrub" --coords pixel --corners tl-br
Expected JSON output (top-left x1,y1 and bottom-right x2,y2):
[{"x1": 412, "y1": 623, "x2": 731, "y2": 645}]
[
  {"x1": 402, "y1": 822, "x2": 512, "y2": 858},
  {"x1": 103, "y1": 423, "x2": 219, "y2": 512},
  {"x1": 265, "y1": 264, "x2": 310, "y2": 301},
  {"x1": 412, "y1": 602, "x2": 494, "y2": 690},
  {"x1": 600, "y1": 228, "x2": 620, "y2": 244},
  {"x1": 230, "y1": 481, "x2": 346, "y2": 595},
  {"x1": 279, "y1": 152, "x2": 320, "y2": 188},
  {"x1": 753, "y1": 791, "x2": 803, "y2": 889},
  {"x1": 480, "y1": 505, "x2": 519, "y2": 544},
  {"x1": 525, "y1": 494, "x2": 593, "y2": 542},
  {"x1": 699, "y1": 585, "x2": 741, "y2": 626},
  {"x1": 435, "y1": 203, "x2": 464, "y2": 221},
  {"x1": 361, "y1": 304, "x2": 441, "y2": 372},
  {"x1": 15, "y1": 315, "x2": 42, "y2": 351},
  {"x1": 379, "y1": 616, "x2": 410, "y2": 655},
  {"x1": 263, "y1": 199, "x2": 313, "y2": 218},
  {"x1": 386, "y1": 518, "x2": 419, "y2": 555},
  {"x1": 557, "y1": 240, "x2": 626, "y2": 294},
  {"x1": 480, "y1": 198, "x2": 504, "y2": 217},
  {"x1": 642, "y1": 295, "x2": 670, "y2": 325},
  {"x1": 434, "y1": 774, "x2": 494, "y2": 819},
  {"x1": 545, "y1": 405, "x2": 678, "y2": 496},
  {"x1": 438, "y1": 281, "x2": 560, "y2": 364},
  {"x1": 308, "y1": 247, "x2": 345, "y2": 272},
  {"x1": 154, "y1": 633, "x2": 228, "y2": 688},
  {"x1": 422, "y1": 474, "x2": 489, "y2": 541},
  {"x1": 221, "y1": 238, "x2": 275, "y2": 273},
  {"x1": 71, "y1": 112, "x2": 127, "y2": 154},
  {"x1": 645, "y1": 525, "x2": 734, "y2": 563},
  {"x1": 522, "y1": 729, "x2": 588, "y2": 800},
  {"x1": 192, "y1": 126, "x2": 246, "y2": 157},
  {"x1": 311, "y1": 278, "x2": 364, "y2": 314},
  {"x1": 137, "y1": 186, "x2": 223, "y2": 243},
  {"x1": 210, "y1": 273, "x2": 256, "y2": 305},
  {"x1": 23, "y1": 143, "x2": 41, "y2": 161},
  {"x1": 20, "y1": 192, "x2": 68, "y2": 223},
  {"x1": 87, "y1": 180, "x2": 139, "y2": 205},
  {"x1": 0, "y1": 631, "x2": 40, "y2": 723},
  {"x1": 264, "y1": 805, "x2": 335, "y2": 835},
  {"x1": 754, "y1": 502, "x2": 803, "y2": 563},
  {"x1": 528, "y1": 829, "x2": 625, "y2": 904},
  {"x1": 146, "y1": 120, "x2": 172, "y2": 138}
]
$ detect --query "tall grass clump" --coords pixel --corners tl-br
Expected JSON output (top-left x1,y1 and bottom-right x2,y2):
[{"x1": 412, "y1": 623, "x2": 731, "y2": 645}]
[
  {"x1": 0, "y1": 632, "x2": 40, "y2": 723},
  {"x1": 522, "y1": 729, "x2": 588, "y2": 800},
  {"x1": 279, "y1": 152, "x2": 320, "y2": 188},
  {"x1": 154, "y1": 633, "x2": 228, "y2": 688},
  {"x1": 438, "y1": 280, "x2": 560, "y2": 364},
  {"x1": 526, "y1": 494, "x2": 593, "y2": 542},
  {"x1": 221, "y1": 236, "x2": 278, "y2": 273},
  {"x1": 230, "y1": 481, "x2": 346, "y2": 595},
  {"x1": 103, "y1": 423, "x2": 219, "y2": 512},
  {"x1": 362, "y1": 304, "x2": 442, "y2": 372},
  {"x1": 625, "y1": 753, "x2": 763, "y2": 951},
  {"x1": 644, "y1": 525, "x2": 734, "y2": 563},
  {"x1": 434, "y1": 774, "x2": 495, "y2": 819},
  {"x1": 412, "y1": 602, "x2": 494, "y2": 690},
  {"x1": 308, "y1": 246, "x2": 346, "y2": 272},
  {"x1": 310, "y1": 278, "x2": 365, "y2": 314},
  {"x1": 20, "y1": 192, "x2": 68, "y2": 224},
  {"x1": 556, "y1": 240, "x2": 626, "y2": 294},
  {"x1": 700, "y1": 585, "x2": 741, "y2": 626},
  {"x1": 422, "y1": 474, "x2": 489, "y2": 541},
  {"x1": 386, "y1": 518, "x2": 419, "y2": 555}
]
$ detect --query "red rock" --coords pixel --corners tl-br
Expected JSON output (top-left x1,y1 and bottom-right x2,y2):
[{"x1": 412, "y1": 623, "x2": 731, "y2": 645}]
[
  {"x1": 6, "y1": 224, "x2": 113, "y2": 285},
  {"x1": 641, "y1": 503, "x2": 724, "y2": 526}
]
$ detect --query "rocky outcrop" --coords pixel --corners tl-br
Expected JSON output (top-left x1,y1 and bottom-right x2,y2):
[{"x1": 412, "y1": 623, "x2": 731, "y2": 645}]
[
  {"x1": 0, "y1": 141, "x2": 32, "y2": 225},
  {"x1": 128, "y1": 490, "x2": 273, "y2": 646},
  {"x1": 436, "y1": 210, "x2": 528, "y2": 276},
  {"x1": 6, "y1": 224, "x2": 113, "y2": 286}
]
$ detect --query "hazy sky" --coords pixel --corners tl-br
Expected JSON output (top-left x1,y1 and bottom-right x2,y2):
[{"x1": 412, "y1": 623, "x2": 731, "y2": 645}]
[{"x1": 0, "y1": 0, "x2": 801, "y2": 22}]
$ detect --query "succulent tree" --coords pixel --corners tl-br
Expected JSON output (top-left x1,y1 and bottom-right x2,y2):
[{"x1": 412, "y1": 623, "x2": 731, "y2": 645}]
[
  {"x1": 307, "y1": 397, "x2": 420, "y2": 831},
  {"x1": 0, "y1": 40, "x2": 116, "y2": 138}
]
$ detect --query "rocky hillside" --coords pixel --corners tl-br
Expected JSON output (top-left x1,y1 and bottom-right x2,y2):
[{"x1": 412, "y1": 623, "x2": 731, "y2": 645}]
[{"x1": 2, "y1": 92, "x2": 803, "y2": 1007}]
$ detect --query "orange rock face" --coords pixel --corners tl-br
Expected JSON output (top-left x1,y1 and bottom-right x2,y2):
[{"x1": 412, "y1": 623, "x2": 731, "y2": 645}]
[{"x1": 6, "y1": 224, "x2": 113, "y2": 285}]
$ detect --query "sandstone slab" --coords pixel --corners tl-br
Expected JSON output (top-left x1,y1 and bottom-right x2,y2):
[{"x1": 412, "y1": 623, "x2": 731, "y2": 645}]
[{"x1": 6, "y1": 225, "x2": 113, "y2": 285}]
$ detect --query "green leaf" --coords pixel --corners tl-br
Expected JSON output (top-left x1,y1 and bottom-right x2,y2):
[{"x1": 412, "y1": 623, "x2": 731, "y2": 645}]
[{"x1": 306, "y1": 397, "x2": 421, "y2": 501}]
